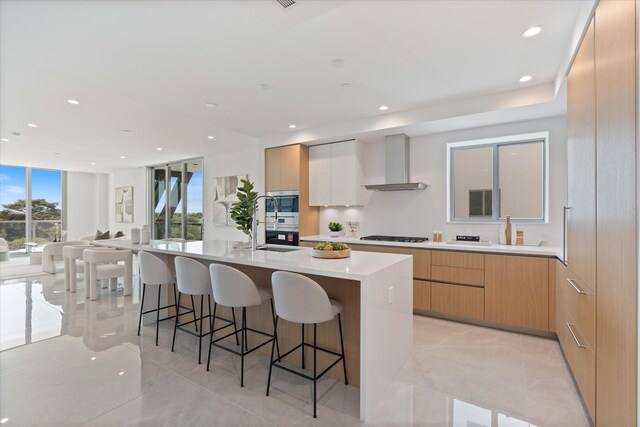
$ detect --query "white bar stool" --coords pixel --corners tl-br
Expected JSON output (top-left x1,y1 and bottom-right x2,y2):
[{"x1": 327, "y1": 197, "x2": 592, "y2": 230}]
[
  {"x1": 138, "y1": 251, "x2": 184, "y2": 346},
  {"x1": 267, "y1": 271, "x2": 348, "y2": 418},
  {"x1": 82, "y1": 249, "x2": 133, "y2": 301},
  {"x1": 173, "y1": 256, "x2": 238, "y2": 364},
  {"x1": 207, "y1": 263, "x2": 280, "y2": 387}
]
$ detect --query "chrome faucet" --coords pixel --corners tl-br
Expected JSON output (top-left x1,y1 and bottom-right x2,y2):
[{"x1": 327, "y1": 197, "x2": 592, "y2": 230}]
[{"x1": 251, "y1": 195, "x2": 279, "y2": 251}]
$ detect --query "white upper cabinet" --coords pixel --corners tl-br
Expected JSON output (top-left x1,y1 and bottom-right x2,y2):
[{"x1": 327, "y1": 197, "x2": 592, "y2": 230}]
[
  {"x1": 309, "y1": 140, "x2": 364, "y2": 206},
  {"x1": 308, "y1": 143, "x2": 331, "y2": 206}
]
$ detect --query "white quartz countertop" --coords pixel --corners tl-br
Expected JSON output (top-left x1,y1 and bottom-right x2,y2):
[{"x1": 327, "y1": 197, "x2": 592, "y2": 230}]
[
  {"x1": 301, "y1": 235, "x2": 563, "y2": 259},
  {"x1": 93, "y1": 239, "x2": 411, "y2": 281}
]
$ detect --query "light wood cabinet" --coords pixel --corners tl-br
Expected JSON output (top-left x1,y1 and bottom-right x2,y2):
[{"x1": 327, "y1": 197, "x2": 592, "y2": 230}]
[
  {"x1": 264, "y1": 144, "x2": 319, "y2": 236},
  {"x1": 557, "y1": 259, "x2": 596, "y2": 419},
  {"x1": 432, "y1": 250, "x2": 484, "y2": 269},
  {"x1": 594, "y1": 0, "x2": 637, "y2": 424},
  {"x1": 265, "y1": 145, "x2": 300, "y2": 192},
  {"x1": 308, "y1": 140, "x2": 365, "y2": 206},
  {"x1": 485, "y1": 255, "x2": 549, "y2": 331},
  {"x1": 565, "y1": 272, "x2": 595, "y2": 351},
  {"x1": 431, "y1": 266, "x2": 484, "y2": 287},
  {"x1": 431, "y1": 282, "x2": 484, "y2": 321},
  {"x1": 413, "y1": 280, "x2": 431, "y2": 311},
  {"x1": 567, "y1": 18, "x2": 597, "y2": 292},
  {"x1": 349, "y1": 243, "x2": 430, "y2": 280}
]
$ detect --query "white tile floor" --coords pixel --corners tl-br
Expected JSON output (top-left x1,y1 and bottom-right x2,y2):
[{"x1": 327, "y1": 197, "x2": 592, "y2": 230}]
[{"x1": 0, "y1": 264, "x2": 591, "y2": 426}]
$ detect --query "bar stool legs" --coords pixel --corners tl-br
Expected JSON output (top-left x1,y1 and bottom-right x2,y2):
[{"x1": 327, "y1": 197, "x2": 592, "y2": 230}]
[
  {"x1": 266, "y1": 314, "x2": 348, "y2": 418},
  {"x1": 137, "y1": 282, "x2": 187, "y2": 346}
]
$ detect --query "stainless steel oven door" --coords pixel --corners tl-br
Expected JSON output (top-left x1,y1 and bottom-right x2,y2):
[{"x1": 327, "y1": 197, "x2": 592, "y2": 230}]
[
  {"x1": 266, "y1": 191, "x2": 299, "y2": 214},
  {"x1": 266, "y1": 212, "x2": 298, "y2": 230}
]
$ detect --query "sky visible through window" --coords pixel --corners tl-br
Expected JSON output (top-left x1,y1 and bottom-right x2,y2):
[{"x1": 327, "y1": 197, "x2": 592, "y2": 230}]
[{"x1": 0, "y1": 166, "x2": 62, "y2": 207}]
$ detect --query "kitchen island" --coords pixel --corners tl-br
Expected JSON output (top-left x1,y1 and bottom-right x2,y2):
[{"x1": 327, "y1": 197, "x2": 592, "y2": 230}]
[{"x1": 94, "y1": 239, "x2": 413, "y2": 420}]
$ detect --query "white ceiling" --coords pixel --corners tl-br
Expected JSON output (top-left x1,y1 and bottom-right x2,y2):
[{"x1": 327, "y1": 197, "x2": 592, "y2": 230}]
[{"x1": 0, "y1": 0, "x2": 593, "y2": 172}]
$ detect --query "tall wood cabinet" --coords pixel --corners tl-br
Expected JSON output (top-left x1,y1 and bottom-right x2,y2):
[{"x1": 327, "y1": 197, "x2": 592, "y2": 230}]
[
  {"x1": 594, "y1": 0, "x2": 637, "y2": 425},
  {"x1": 264, "y1": 144, "x2": 319, "y2": 237},
  {"x1": 561, "y1": 1, "x2": 638, "y2": 424},
  {"x1": 567, "y1": 18, "x2": 597, "y2": 292}
]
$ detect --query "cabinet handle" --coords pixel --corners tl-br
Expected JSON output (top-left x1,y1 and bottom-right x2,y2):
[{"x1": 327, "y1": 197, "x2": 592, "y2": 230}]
[
  {"x1": 566, "y1": 323, "x2": 587, "y2": 349},
  {"x1": 563, "y1": 206, "x2": 571, "y2": 265},
  {"x1": 566, "y1": 278, "x2": 586, "y2": 295}
]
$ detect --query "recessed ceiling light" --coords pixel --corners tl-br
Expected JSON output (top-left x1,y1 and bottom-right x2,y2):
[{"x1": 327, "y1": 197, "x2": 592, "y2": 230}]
[
  {"x1": 120, "y1": 156, "x2": 126, "y2": 159},
  {"x1": 205, "y1": 102, "x2": 217, "y2": 108},
  {"x1": 27, "y1": 123, "x2": 38, "y2": 128},
  {"x1": 156, "y1": 147, "x2": 163, "y2": 151},
  {"x1": 379, "y1": 105, "x2": 389, "y2": 111},
  {"x1": 258, "y1": 83, "x2": 271, "y2": 91},
  {"x1": 122, "y1": 129, "x2": 131, "y2": 133},
  {"x1": 341, "y1": 83, "x2": 352, "y2": 88},
  {"x1": 53, "y1": 152, "x2": 61, "y2": 155},
  {"x1": 519, "y1": 75, "x2": 532, "y2": 82},
  {"x1": 118, "y1": 371, "x2": 124, "y2": 376},
  {"x1": 0, "y1": 138, "x2": 8, "y2": 142},
  {"x1": 90, "y1": 162, "x2": 96, "y2": 165},
  {"x1": 522, "y1": 26, "x2": 542, "y2": 38},
  {"x1": 67, "y1": 99, "x2": 79, "y2": 105},
  {"x1": 207, "y1": 135, "x2": 215, "y2": 140},
  {"x1": 1, "y1": 417, "x2": 8, "y2": 423},
  {"x1": 289, "y1": 124, "x2": 297, "y2": 129},
  {"x1": 91, "y1": 356, "x2": 96, "y2": 360},
  {"x1": 331, "y1": 59, "x2": 345, "y2": 68}
]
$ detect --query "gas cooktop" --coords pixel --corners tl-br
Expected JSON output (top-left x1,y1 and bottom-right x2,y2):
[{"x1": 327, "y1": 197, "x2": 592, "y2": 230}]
[{"x1": 360, "y1": 235, "x2": 429, "y2": 243}]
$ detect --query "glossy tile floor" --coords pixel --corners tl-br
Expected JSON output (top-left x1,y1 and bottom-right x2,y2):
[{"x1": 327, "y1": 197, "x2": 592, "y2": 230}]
[{"x1": 0, "y1": 262, "x2": 591, "y2": 426}]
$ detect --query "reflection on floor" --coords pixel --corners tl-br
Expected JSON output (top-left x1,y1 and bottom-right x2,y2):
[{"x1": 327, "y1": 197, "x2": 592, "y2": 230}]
[{"x1": 0, "y1": 266, "x2": 590, "y2": 426}]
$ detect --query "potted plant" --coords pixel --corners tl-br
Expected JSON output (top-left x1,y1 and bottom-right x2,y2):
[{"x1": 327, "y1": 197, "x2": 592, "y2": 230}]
[
  {"x1": 230, "y1": 178, "x2": 258, "y2": 246},
  {"x1": 328, "y1": 222, "x2": 343, "y2": 237}
]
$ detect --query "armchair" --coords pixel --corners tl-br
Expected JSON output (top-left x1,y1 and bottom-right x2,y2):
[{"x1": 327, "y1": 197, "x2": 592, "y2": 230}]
[
  {"x1": 42, "y1": 240, "x2": 90, "y2": 273},
  {"x1": 0, "y1": 238, "x2": 8, "y2": 261}
]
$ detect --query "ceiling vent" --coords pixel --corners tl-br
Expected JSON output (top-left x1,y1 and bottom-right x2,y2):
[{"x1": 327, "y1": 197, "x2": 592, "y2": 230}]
[{"x1": 276, "y1": 0, "x2": 296, "y2": 8}]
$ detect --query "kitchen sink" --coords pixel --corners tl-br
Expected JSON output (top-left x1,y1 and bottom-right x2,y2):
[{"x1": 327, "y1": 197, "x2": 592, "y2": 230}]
[{"x1": 256, "y1": 245, "x2": 302, "y2": 253}]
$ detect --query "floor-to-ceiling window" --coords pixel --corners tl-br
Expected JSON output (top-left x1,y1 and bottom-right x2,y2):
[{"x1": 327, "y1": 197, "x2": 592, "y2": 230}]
[
  {"x1": 150, "y1": 158, "x2": 203, "y2": 240},
  {"x1": 0, "y1": 166, "x2": 63, "y2": 253}
]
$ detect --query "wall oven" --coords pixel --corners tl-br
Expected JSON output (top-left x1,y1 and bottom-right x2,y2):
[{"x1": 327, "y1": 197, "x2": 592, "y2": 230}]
[
  {"x1": 265, "y1": 229, "x2": 299, "y2": 246},
  {"x1": 266, "y1": 190, "x2": 299, "y2": 231}
]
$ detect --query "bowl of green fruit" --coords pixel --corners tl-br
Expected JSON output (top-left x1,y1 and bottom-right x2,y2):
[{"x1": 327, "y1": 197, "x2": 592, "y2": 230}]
[{"x1": 311, "y1": 242, "x2": 352, "y2": 259}]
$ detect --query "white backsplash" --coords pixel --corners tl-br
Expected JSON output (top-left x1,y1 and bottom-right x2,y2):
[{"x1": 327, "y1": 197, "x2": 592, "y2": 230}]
[{"x1": 317, "y1": 116, "x2": 567, "y2": 247}]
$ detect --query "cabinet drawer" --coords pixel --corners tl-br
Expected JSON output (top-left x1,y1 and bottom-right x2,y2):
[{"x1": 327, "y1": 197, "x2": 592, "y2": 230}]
[
  {"x1": 431, "y1": 266, "x2": 484, "y2": 287},
  {"x1": 564, "y1": 273, "x2": 595, "y2": 350},
  {"x1": 432, "y1": 250, "x2": 484, "y2": 269},
  {"x1": 557, "y1": 313, "x2": 596, "y2": 419},
  {"x1": 431, "y1": 282, "x2": 484, "y2": 320},
  {"x1": 351, "y1": 245, "x2": 431, "y2": 280},
  {"x1": 413, "y1": 280, "x2": 431, "y2": 311},
  {"x1": 389, "y1": 247, "x2": 430, "y2": 280}
]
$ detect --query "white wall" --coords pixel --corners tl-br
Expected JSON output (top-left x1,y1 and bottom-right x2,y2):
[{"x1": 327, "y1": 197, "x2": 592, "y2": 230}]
[
  {"x1": 203, "y1": 147, "x2": 260, "y2": 241},
  {"x1": 319, "y1": 116, "x2": 567, "y2": 247},
  {"x1": 108, "y1": 167, "x2": 147, "y2": 236},
  {"x1": 65, "y1": 171, "x2": 109, "y2": 240}
]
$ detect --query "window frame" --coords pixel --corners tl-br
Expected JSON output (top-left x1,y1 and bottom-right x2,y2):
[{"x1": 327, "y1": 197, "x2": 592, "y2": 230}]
[
  {"x1": 446, "y1": 131, "x2": 549, "y2": 224},
  {"x1": 147, "y1": 157, "x2": 204, "y2": 240}
]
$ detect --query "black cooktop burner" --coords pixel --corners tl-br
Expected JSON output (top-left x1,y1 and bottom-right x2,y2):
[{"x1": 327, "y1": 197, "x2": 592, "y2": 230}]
[{"x1": 360, "y1": 235, "x2": 429, "y2": 243}]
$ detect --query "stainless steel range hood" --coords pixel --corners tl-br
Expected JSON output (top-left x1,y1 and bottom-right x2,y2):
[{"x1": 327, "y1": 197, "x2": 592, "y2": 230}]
[{"x1": 363, "y1": 134, "x2": 427, "y2": 191}]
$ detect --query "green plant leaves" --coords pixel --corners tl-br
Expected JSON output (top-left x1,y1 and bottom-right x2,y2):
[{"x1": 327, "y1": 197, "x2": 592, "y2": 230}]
[
  {"x1": 229, "y1": 178, "x2": 258, "y2": 238},
  {"x1": 328, "y1": 222, "x2": 343, "y2": 232}
]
